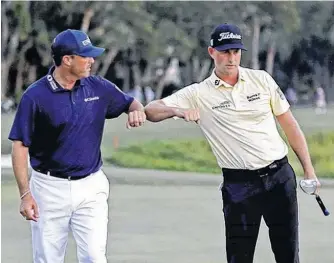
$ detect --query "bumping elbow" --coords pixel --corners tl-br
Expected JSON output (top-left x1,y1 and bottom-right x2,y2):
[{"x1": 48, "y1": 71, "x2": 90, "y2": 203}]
[
  {"x1": 144, "y1": 100, "x2": 167, "y2": 122},
  {"x1": 144, "y1": 108, "x2": 159, "y2": 122}
]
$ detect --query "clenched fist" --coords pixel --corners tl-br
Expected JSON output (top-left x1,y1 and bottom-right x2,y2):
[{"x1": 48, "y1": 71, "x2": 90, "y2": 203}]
[
  {"x1": 174, "y1": 108, "x2": 200, "y2": 124},
  {"x1": 126, "y1": 110, "x2": 146, "y2": 129}
]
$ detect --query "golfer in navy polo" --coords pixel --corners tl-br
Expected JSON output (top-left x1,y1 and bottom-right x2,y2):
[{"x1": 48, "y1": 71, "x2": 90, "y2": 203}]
[{"x1": 9, "y1": 29, "x2": 146, "y2": 263}]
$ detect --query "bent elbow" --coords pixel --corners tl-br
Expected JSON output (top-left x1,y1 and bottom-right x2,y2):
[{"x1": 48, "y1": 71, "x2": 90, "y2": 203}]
[{"x1": 144, "y1": 107, "x2": 160, "y2": 122}]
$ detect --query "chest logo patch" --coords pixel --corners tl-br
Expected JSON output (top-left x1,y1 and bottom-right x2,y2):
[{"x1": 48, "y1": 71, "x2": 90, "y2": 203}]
[
  {"x1": 212, "y1": 101, "x2": 231, "y2": 110},
  {"x1": 247, "y1": 93, "x2": 260, "y2": 102},
  {"x1": 84, "y1": 96, "x2": 99, "y2": 102}
]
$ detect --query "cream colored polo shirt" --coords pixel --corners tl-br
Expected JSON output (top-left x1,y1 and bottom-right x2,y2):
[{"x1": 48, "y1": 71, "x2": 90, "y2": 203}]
[{"x1": 162, "y1": 67, "x2": 290, "y2": 169}]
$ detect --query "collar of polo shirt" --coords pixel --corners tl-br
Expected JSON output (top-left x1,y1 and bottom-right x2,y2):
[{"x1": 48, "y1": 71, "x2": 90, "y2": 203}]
[
  {"x1": 46, "y1": 66, "x2": 84, "y2": 92},
  {"x1": 209, "y1": 67, "x2": 247, "y2": 88}
]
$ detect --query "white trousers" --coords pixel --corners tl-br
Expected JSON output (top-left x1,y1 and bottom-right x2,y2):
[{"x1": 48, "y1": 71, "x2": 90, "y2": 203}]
[{"x1": 30, "y1": 169, "x2": 109, "y2": 263}]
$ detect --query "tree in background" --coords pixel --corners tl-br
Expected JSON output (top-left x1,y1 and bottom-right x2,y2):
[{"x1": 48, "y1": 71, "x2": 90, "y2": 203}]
[{"x1": 1, "y1": 1, "x2": 333, "y2": 105}]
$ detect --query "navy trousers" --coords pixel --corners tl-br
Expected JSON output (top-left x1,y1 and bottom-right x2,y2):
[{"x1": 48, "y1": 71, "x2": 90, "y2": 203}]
[{"x1": 221, "y1": 158, "x2": 299, "y2": 263}]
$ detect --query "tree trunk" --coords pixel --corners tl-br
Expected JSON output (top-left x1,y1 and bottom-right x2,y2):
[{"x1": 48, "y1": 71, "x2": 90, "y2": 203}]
[
  {"x1": 330, "y1": 76, "x2": 334, "y2": 102},
  {"x1": 15, "y1": 60, "x2": 26, "y2": 100},
  {"x1": 252, "y1": 16, "x2": 260, "y2": 70},
  {"x1": 154, "y1": 74, "x2": 167, "y2": 100},
  {"x1": 15, "y1": 40, "x2": 33, "y2": 99},
  {"x1": 155, "y1": 62, "x2": 173, "y2": 100},
  {"x1": 1, "y1": 7, "x2": 9, "y2": 94},
  {"x1": 132, "y1": 64, "x2": 141, "y2": 87},
  {"x1": 313, "y1": 62, "x2": 322, "y2": 87},
  {"x1": 1, "y1": 4, "x2": 20, "y2": 98},
  {"x1": 141, "y1": 63, "x2": 153, "y2": 85},
  {"x1": 97, "y1": 48, "x2": 119, "y2": 77},
  {"x1": 81, "y1": 8, "x2": 94, "y2": 32},
  {"x1": 154, "y1": 62, "x2": 178, "y2": 99},
  {"x1": 292, "y1": 70, "x2": 299, "y2": 91},
  {"x1": 265, "y1": 41, "x2": 276, "y2": 75},
  {"x1": 123, "y1": 65, "x2": 130, "y2": 93},
  {"x1": 197, "y1": 59, "x2": 211, "y2": 82},
  {"x1": 323, "y1": 58, "x2": 333, "y2": 101},
  {"x1": 183, "y1": 60, "x2": 193, "y2": 86},
  {"x1": 324, "y1": 58, "x2": 331, "y2": 90},
  {"x1": 192, "y1": 56, "x2": 200, "y2": 80},
  {"x1": 28, "y1": 65, "x2": 37, "y2": 85}
]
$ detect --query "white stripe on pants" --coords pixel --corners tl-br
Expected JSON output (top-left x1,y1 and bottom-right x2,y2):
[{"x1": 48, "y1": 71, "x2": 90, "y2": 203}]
[{"x1": 30, "y1": 169, "x2": 109, "y2": 263}]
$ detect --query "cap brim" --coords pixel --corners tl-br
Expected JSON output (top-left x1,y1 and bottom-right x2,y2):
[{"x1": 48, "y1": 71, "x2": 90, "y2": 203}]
[
  {"x1": 76, "y1": 46, "x2": 105, "y2": 58},
  {"x1": 214, "y1": 43, "x2": 247, "y2": 51}
]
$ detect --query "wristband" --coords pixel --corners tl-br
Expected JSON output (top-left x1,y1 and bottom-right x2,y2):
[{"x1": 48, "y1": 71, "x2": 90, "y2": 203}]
[{"x1": 20, "y1": 190, "x2": 31, "y2": 199}]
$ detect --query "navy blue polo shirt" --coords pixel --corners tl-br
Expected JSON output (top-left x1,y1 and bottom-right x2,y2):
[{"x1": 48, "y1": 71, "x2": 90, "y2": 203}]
[{"x1": 8, "y1": 67, "x2": 134, "y2": 177}]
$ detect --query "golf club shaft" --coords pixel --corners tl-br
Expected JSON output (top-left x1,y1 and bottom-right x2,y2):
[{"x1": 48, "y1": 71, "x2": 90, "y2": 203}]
[{"x1": 315, "y1": 195, "x2": 330, "y2": 216}]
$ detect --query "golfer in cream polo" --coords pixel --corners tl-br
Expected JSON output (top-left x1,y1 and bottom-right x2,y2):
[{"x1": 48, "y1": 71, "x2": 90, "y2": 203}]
[{"x1": 145, "y1": 23, "x2": 320, "y2": 263}]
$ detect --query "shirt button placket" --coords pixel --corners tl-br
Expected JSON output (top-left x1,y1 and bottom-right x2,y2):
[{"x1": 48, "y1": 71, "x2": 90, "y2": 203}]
[
  {"x1": 231, "y1": 90, "x2": 239, "y2": 110},
  {"x1": 70, "y1": 90, "x2": 79, "y2": 120}
]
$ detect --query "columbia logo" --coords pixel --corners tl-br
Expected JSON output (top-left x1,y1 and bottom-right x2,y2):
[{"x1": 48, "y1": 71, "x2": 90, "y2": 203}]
[
  {"x1": 82, "y1": 38, "x2": 91, "y2": 46},
  {"x1": 84, "y1": 96, "x2": 99, "y2": 102}
]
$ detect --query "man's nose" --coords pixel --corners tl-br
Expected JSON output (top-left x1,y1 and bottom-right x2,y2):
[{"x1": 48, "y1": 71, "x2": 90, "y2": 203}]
[
  {"x1": 228, "y1": 56, "x2": 234, "y2": 63},
  {"x1": 228, "y1": 52, "x2": 236, "y2": 61}
]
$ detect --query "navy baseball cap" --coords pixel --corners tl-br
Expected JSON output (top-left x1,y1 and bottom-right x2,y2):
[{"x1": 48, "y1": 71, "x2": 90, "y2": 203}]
[
  {"x1": 210, "y1": 24, "x2": 247, "y2": 51},
  {"x1": 51, "y1": 29, "x2": 105, "y2": 58}
]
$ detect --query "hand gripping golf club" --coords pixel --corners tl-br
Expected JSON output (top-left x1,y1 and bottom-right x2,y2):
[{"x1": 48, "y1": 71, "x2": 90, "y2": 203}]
[{"x1": 299, "y1": 179, "x2": 330, "y2": 216}]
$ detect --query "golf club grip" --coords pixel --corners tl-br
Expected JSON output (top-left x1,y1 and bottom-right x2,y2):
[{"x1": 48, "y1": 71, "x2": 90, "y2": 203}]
[{"x1": 315, "y1": 195, "x2": 330, "y2": 216}]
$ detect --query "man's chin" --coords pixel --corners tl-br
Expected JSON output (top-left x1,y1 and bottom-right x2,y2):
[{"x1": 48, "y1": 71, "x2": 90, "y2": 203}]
[
  {"x1": 226, "y1": 67, "x2": 237, "y2": 74},
  {"x1": 81, "y1": 72, "x2": 91, "y2": 78}
]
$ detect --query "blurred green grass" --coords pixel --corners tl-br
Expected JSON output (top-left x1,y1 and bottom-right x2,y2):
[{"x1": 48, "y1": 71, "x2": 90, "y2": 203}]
[
  {"x1": 107, "y1": 139, "x2": 220, "y2": 174},
  {"x1": 108, "y1": 131, "x2": 334, "y2": 178}
]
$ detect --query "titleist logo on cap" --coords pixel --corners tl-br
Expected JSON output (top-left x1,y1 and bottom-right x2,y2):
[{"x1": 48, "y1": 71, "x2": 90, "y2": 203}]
[
  {"x1": 218, "y1": 32, "x2": 242, "y2": 41},
  {"x1": 210, "y1": 23, "x2": 247, "y2": 51}
]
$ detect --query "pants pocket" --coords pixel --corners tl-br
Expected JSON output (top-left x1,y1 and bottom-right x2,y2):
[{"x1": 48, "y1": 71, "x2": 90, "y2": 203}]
[{"x1": 223, "y1": 181, "x2": 263, "y2": 204}]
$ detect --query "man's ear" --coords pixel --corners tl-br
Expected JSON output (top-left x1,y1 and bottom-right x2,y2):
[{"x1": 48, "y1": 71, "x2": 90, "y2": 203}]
[
  {"x1": 208, "y1": 46, "x2": 215, "y2": 59},
  {"x1": 62, "y1": 55, "x2": 72, "y2": 67}
]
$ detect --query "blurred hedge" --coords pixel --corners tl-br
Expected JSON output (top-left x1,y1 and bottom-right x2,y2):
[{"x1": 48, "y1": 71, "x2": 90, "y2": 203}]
[
  {"x1": 288, "y1": 132, "x2": 334, "y2": 178},
  {"x1": 107, "y1": 131, "x2": 334, "y2": 178}
]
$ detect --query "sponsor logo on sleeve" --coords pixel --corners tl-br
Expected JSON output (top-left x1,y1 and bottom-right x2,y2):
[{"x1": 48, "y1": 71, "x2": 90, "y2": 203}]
[{"x1": 276, "y1": 88, "x2": 286, "y2": 100}]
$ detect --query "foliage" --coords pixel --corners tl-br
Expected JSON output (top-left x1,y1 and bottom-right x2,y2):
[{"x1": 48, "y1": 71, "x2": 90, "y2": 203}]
[
  {"x1": 108, "y1": 132, "x2": 334, "y2": 178},
  {"x1": 1, "y1": 1, "x2": 334, "y2": 102},
  {"x1": 288, "y1": 132, "x2": 334, "y2": 178}
]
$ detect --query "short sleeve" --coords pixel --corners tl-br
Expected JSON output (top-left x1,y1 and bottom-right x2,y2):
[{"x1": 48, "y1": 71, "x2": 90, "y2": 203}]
[
  {"x1": 265, "y1": 72, "x2": 290, "y2": 116},
  {"x1": 103, "y1": 78, "x2": 135, "y2": 119},
  {"x1": 8, "y1": 94, "x2": 37, "y2": 147},
  {"x1": 162, "y1": 84, "x2": 198, "y2": 108}
]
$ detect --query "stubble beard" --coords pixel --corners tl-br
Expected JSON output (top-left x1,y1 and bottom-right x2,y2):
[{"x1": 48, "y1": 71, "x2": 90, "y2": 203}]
[{"x1": 71, "y1": 68, "x2": 90, "y2": 79}]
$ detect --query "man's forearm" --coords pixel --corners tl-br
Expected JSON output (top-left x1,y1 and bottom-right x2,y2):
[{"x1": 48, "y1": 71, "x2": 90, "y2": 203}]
[
  {"x1": 284, "y1": 123, "x2": 315, "y2": 176},
  {"x1": 12, "y1": 141, "x2": 30, "y2": 196},
  {"x1": 128, "y1": 99, "x2": 144, "y2": 112},
  {"x1": 277, "y1": 111, "x2": 315, "y2": 178},
  {"x1": 145, "y1": 101, "x2": 178, "y2": 122}
]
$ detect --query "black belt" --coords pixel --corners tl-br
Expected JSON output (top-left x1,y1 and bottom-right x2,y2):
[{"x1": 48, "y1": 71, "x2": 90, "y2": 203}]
[
  {"x1": 35, "y1": 169, "x2": 90, "y2": 180},
  {"x1": 222, "y1": 156, "x2": 288, "y2": 180}
]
